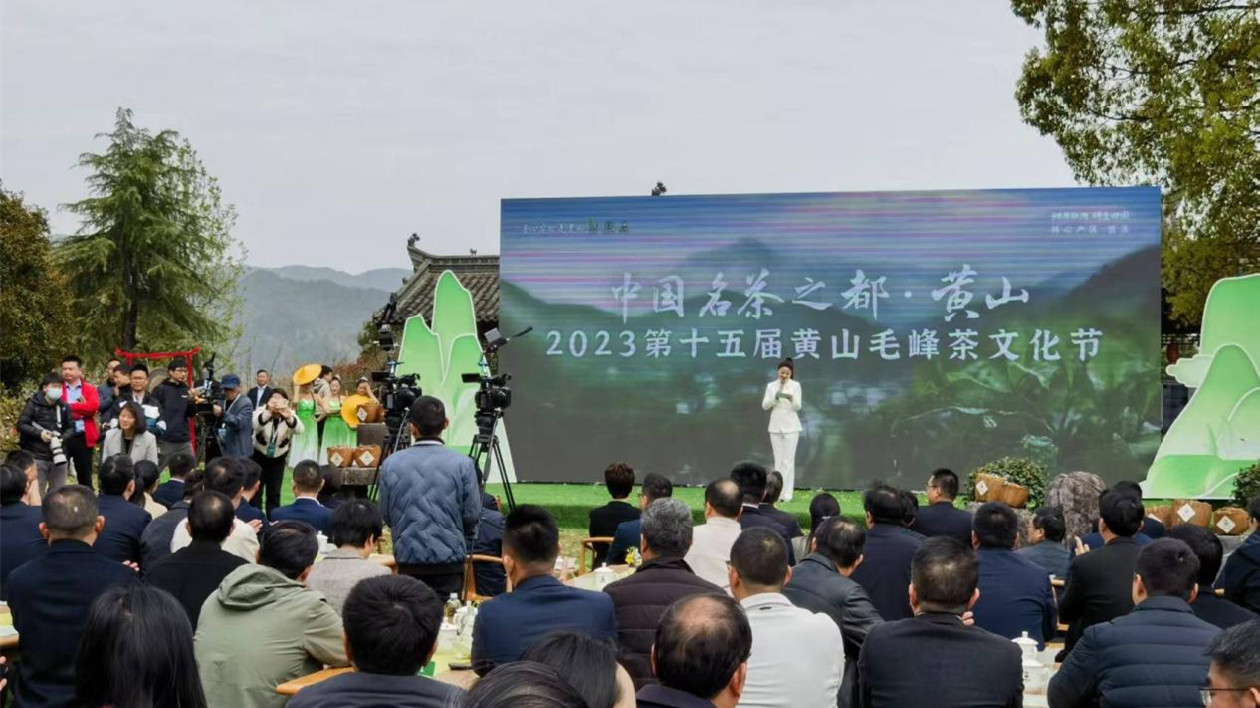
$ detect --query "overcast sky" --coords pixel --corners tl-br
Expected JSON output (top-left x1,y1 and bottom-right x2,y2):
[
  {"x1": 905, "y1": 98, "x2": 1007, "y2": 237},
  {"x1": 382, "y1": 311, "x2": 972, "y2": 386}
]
[{"x1": 2, "y1": 1, "x2": 1077, "y2": 273}]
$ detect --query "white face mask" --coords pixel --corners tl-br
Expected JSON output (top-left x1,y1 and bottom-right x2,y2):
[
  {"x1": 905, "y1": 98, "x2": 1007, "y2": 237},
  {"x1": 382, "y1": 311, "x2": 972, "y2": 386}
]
[{"x1": 46, "y1": 386, "x2": 63, "y2": 402}]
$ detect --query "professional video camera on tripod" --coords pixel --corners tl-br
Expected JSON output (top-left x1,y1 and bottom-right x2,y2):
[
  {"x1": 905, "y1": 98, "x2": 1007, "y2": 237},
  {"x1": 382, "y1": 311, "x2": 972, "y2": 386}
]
[
  {"x1": 463, "y1": 325, "x2": 531, "y2": 512},
  {"x1": 370, "y1": 295, "x2": 423, "y2": 459},
  {"x1": 192, "y1": 353, "x2": 225, "y2": 463}
]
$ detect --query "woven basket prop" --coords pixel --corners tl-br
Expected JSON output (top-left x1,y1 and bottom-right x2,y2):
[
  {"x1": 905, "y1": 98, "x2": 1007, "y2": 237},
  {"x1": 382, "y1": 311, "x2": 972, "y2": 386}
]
[
  {"x1": 1170, "y1": 499, "x2": 1212, "y2": 528},
  {"x1": 1213, "y1": 507, "x2": 1250, "y2": 536},
  {"x1": 973, "y1": 473, "x2": 1007, "y2": 503},
  {"x1": 998, "y1": 483, "x2": 1030, "y2": 509}
]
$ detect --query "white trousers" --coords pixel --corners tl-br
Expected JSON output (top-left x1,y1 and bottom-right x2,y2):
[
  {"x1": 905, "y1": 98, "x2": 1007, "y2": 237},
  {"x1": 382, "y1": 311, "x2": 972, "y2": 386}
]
[{"x1": 769, "y1": 431, "x2": 799, "y2": 501}]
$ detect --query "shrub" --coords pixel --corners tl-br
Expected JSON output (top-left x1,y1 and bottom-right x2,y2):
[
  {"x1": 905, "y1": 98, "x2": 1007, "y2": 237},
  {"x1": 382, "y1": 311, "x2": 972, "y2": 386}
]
[
  {"x1": 1231, "y1": 462, "x2": 1260, "y2": 508},
  {"x1": 965, "y1": 456, "x2": 1048, "y2": 509}
]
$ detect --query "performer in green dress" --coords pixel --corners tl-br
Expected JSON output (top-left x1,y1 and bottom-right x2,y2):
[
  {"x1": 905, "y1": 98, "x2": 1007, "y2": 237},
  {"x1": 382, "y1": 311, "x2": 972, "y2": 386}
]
[
  {"x1": 319, "y1": 376, "x2": 357, "y2": 464},
  {"x1": 288, "y1": 382, "x2": 326, "y2": 466}
]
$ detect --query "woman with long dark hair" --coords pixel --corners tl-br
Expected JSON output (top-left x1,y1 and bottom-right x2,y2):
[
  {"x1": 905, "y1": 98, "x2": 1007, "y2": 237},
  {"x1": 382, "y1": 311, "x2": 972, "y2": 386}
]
[
  {"x1": 796, "y1": 492, "x2": 841, "y2": 559},
  {"x1": 74, "y1": 584, "x2": 207, "y2": 708}
]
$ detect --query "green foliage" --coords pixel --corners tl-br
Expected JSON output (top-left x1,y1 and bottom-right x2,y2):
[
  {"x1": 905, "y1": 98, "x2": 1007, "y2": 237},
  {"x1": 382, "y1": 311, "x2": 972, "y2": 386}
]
[
  {"x1": 0, "y1": 185, "x2": 76, "y2": 391},
  {"x1": 1230, "y1": 461, "x2": 1260, "y2": 507},
  {"x1": 58, "y1": 107, "x2": 245, "y2": 360},
  {"x1": 966, "y1": 456, "x2": 1049, "y2": 509},
  {"x1": 1012, "y1": 0, "x2": 1260, "y2": 326},
  {"x1": 0, "y1": 390, "x2": 28, "y2": 455}
]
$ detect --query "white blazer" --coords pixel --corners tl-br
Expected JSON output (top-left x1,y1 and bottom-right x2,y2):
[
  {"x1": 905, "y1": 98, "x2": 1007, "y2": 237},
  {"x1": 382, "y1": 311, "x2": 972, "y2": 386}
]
[{"x1": 761, "y1": 379, "x2": 802, "y2": 433}]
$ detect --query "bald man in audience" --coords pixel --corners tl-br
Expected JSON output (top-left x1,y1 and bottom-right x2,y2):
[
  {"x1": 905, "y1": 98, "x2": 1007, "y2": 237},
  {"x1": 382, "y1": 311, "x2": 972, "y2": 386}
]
[{"x1": 636, "y1": 593, "x2": 752, "y2": 708}]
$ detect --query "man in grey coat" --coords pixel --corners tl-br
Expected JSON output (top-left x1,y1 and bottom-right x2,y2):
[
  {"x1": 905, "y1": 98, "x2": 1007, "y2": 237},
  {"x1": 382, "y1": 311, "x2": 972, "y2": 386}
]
[
  {"x1": 215, "y1": 375, "x2": 255, "y2": 459},
  {"x1": 378, "y1": 396, "x2": 480, "y2": 597}
]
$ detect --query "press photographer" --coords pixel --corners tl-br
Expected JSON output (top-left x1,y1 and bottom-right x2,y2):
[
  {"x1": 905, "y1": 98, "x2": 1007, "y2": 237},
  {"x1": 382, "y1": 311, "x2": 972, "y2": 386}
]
[
  {"x1": 16, "y1": 373, "x2": 75, "y2": 492},
  {"x1": 213, "y1": 374, "x2": 255, "y2": 458}
]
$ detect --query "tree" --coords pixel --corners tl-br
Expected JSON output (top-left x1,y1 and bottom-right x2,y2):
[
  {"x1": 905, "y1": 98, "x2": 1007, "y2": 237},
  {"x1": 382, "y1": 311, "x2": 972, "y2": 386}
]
[
  {"x1": 0, "y1": 185, "x2": 76, "y2": 390},
  {"x1": 1012, "y1": 0, "x2": 1260, "y2": 326},
  {"x1": 58, "y1": 107, "x2": 245, "y2": 355}
]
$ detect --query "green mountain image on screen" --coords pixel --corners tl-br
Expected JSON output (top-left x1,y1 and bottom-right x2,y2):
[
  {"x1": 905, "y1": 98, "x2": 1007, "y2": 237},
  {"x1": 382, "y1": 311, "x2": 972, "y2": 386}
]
[
  {"x1": 1145, "y1": 274, "x2": 1260, "y2": 499},
  {"x1": 393, "y1": 270, "x2": 517, "y2": 482}
]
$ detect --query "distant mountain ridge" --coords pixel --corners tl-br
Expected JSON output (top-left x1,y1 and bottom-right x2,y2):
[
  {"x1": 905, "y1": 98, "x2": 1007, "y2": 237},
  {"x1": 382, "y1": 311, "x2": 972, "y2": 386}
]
[{"x1": 249, "y1": 265, "x2": 411, "y2": 292}]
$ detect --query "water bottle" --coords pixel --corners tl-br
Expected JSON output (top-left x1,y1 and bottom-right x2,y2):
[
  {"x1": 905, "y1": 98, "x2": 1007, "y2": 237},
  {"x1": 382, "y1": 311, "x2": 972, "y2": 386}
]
[{"x1": 444, "y1": 593, "x2": 461, "y2": 624}]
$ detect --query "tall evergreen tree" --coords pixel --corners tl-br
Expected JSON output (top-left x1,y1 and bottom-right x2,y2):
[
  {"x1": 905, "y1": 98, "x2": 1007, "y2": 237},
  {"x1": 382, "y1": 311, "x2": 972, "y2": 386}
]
[{"x1": 59, "y1": 107, "x2": 244, "y2": 354}]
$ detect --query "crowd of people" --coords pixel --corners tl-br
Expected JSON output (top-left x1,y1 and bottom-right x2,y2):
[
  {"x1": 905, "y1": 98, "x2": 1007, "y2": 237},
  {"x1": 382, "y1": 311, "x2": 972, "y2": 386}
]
[{"x1": 6, "y1": 359, "x2": 1260, "y2": 707}]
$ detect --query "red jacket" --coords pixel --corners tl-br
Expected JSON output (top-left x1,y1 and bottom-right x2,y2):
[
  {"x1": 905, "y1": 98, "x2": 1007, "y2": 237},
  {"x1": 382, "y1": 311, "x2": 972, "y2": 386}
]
[{"x1": 64, "y1": 379, "x2": 100, "y2": 447}]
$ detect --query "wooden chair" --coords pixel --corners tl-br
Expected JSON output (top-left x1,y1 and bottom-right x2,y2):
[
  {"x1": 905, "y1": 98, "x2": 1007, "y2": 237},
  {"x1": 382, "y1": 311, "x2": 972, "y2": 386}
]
[
  {"x1": 578, "y1": 537, "x2": 615, "y2": 576},
  {"x1": 462, "y1": 554, "x2": 511, "y2": 603},
  {"x1": 1050, "y1": 577, "x2": 1068, "y2": 633}
]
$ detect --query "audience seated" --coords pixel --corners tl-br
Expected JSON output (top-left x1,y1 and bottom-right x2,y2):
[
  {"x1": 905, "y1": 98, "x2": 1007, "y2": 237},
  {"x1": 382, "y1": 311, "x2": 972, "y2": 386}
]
[
  {"x1": 235, "y1": 457, "x2": 268, "y2": 526},
  {"x1": 73, "y1": 584, "x2": 207, "y2": 708},
  {"x1": 287, "y1": 575, "x2": 467, "y2": 708},
  {"x1": 152, "y1": 451, "x2": 194, "y2": 509},
  {"x1": 1017, "y1": 505, "x2": 1070, "y2": 579},
  {"x1": 729, "y1": 462, "x2": 795, "y2": 564},
  {"x1": 636, "y1": 593, "x2": 751, "y2": 708},
  {"x1": 760, "y1": 471, "x2": 803, "y2": 538},
  {"x1": 684, "y1": 479, "x2": 745, "y2": 590},
  {"x1": 131, "y1": 459, "x2": 168, "y2": 519},
  {"x1": 857, "y1": 537, "x2": 1022, "y2": 708},
  {"x1": 1049, "y1": 538, "x2": 1220, "y2": 708},
  {"x1": 605, "y1": 497, "x2": 723, "y2": 688},
  {"x1": 1, "y1": 462, "x2": 46, "y2": 600},
  {"x1": 269, "y1": 460, "x2": 332, "y2": 533},
  {"x1": 970, "y1": 501, "x2": 1057, "y2": 648},
  {"x1": 1168, "y1": 525, "x2": 1257, "y2": 629},
  {"x1": 1220, "y1": 497, "x2": 1260, "y2": 614},
  {"x1": 8, "y1": 486, "x2": 138, "y2": 708},
  {"x1": 589, "y1": 462, "x2": 641, "y2": 567},
  {"x1": 783, "y1": 517, "x2": 882, "y2": 708},
  {"x1": 850, "y1": 483, "x2": 922, "y2": 621},
  {"x1": 1059, "y1": 489, "x2": 1145, "y2": 655},
  {"x1": 471, "y1": 471, "x2": 507, "y2": 597},
  {"x1": 1204, "y1": 620, "x2": 1260, "y2": 707},
  {"x1": 195, "y1": 520, "x2": 348, "y2": 708},
  {"x1": 95, "y1": 454, "x2": 151, "y2": 564},
  {"x1": 913, "y1": 469, "x2": 972, "y2": 545},
  {"x1": 522, "y1": 632, "x2": 637, "y2": 708},
  {"x1": 729, "y1": 527, "x2": 843, "y2": 708},
  {"x1": 6, "y1": 449, "x2": 42, "y2": 507},
  {"x1": 140, "y1": 468, "x2": 204, "y2": 569},
  {"x1": 305, "y1": 499, "x2": 391, "y2": 614},
  {"x1": 173, "y1": 457, "x2": 259, "y2": 562},
  {"x1": 897, "y1": 490, "x2": 926, "y2": 541},
  {"x1": 316, "y1": 463, "x2": 344, "y2": 511},
  {"x1": 378, "y1": 396, "x2": 481, "y2": 597},
  {"x1": 145, "y1": 490, "x2": 248, "y2": 627},
  {"x1": 797, "y1": 492, "x2": 841, "y2": 561},
  {"x1": 465, "y1": 661, "x2": 589, "y2": 708},
  {"x1": 472, "y1": 505, "x2": 617, "y2": 674},
  {"x1": 606, "y1": 472, "x2": 673, "y2": 566},
  {"x1": 1073, "y1": 480, "x2": 1158, "y2": 555}
]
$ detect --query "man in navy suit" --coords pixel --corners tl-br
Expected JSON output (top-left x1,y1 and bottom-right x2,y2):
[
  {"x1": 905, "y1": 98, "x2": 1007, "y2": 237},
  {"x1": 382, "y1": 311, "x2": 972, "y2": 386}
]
[
  {"x1": 8, "y1": 485, "x2": 138, "y2": 708},
  {"x1": 152, "y1": 451, "x2": 194, "y2": 509},
  {"x1": 913, "y1": 468, "x2": 973, "y2": 545},
  {"x1": 235, "y1": 457, "x2": 268, "y2": 526},
  {"x1": 851, "y1": 483, "x2": 923, "y2": 621},
  {"x1": 96, "y1": 454, "x2": 151, "y2": 565},
  {"x1": 606, "y1": 472, "x2": 673, "y2": 566},
  {"x1": 270, "y1": 460, "x2": 332, "y2": 534},
  {"x1": 472, "y1": 505, "x2": 617, "y2": 675},
  {"x1": 730, "y1": 461, "x2": 795, "y2": 565},
  {"x1": 1, "y1": 458, "x2": 46, "y2": 600},
  {"x1": 970, "y1": 501, "x2": 1057, "y2": 648}
]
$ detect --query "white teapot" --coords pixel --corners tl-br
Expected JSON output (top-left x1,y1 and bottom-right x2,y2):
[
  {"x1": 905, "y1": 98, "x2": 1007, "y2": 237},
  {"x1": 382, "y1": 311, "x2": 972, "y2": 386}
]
[{"x1": 1013, "y1": 631, "x2": 1049, "y2": 693}]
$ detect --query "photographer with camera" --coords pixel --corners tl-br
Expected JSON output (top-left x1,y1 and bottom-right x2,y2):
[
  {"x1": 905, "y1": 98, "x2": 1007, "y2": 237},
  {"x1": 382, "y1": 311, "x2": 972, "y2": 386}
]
[
  {"x1": 17, "y1": 373, "x2": 75, "y2": 493},
  {"x1": 251, "y1": 389, "x2": 304, "y2": 517},
  {"x1": 214, "y1": 374, "x2": 255, "y2": 458},
  {"x1": 153, "y1": 360, "x2": 195, "y2": 469}
]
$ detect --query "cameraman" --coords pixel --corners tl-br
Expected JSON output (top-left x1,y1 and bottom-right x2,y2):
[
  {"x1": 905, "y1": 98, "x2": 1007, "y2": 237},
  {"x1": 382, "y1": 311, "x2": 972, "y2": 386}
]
[
  {"x1": 153, "y1": 360, "x2": 195, "y2": 469},
  {"x1": 215, "y1": 374, "x2": 255, "y2": 458},
  {"x1": 17, "y1": 373, "x2": 74, "y2": 492}
]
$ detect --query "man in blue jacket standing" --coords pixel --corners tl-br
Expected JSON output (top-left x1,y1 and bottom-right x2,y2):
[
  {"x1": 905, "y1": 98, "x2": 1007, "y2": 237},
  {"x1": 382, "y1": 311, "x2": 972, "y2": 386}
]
[
  {"x1": 214, "y1": 374, "x2": 255, "y2": 459},
  {"x1": 378, "y1": 396, "x2": 480, "y2": 596}
]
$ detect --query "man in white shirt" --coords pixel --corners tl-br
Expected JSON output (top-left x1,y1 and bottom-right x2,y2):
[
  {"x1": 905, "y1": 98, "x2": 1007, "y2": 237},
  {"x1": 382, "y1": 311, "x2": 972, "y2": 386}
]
[
  {"x1": 730, "y1": 527, "x2": 843, "y2": 708},
  {"x1": 171, "y1": 458, "x2": 259, "y2": 563},
  {"x1": 686, "y1": 479, "x2": 744, "y2": 591}
]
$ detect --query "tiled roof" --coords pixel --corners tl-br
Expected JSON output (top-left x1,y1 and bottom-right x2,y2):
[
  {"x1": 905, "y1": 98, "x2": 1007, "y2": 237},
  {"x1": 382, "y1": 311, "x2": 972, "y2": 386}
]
[{"x1": 389, "y1": 240, "x2": 499, "y2": 325}]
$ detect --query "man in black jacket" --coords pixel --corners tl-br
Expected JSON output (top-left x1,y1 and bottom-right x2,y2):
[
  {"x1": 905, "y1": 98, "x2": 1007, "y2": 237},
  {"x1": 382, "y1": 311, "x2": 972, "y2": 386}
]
[
  {"x1": 730, "y1": 462, "x2": 795, "y2": 565},
  {"x1": 245, "y1": 369, "x2": 274, "y2": 410},
  {"x1": 1049, "y1": 538, "x2": 1221, "y2": 708},
  {"x1": 913, "y1": 468, "x2": 973, "y2": 545},
  {"x1": 95, "y1": 455, "x2": 151, "y2": 565},
  {"x1": 140, "y1": 468, "x2": 202, "y2": 570},
  {"x1": 850, "y1": 483, "x2": 922, "y2": 621},
  {"x1": 636, "y1": 594, "x2": 751, "y2": 708},
  {"x1": 17, "y1": 373, "x2": 75, "y2": 492},
  {"x1": 103, "y1": 363, "x2": 163, "y2": 432},
  {"x1": 146, "y1": 490, "x2": 247, "y2": 627},
  {"x1": 1220, "y1": 497, "x2": 1260, "y2": 614},
  {"x1": 153, "y1": 360, "x2": 194, "y2": 469},
  {"x1": 604, "y1": 497, "x2": 723, "y2": 689},
  {"x1": 1058, "y1": 490, "x2": 1145, "y2": 656},
  {"x1": 857, "y1": 537, "x2": 1022, "y2": 708},
  {"x1": 1169, "y1": 525, "x2": 1257, "y2": 629},
  {"x1": 784, "y1": 516, "x2": 883, "y2": 708},
  {"x1": 588, "y1": 462, "x2": 640, "y2": 567}
]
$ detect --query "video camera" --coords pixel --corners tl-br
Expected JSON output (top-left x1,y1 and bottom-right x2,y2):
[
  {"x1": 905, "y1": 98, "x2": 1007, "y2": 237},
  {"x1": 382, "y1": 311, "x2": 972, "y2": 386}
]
[
  {"x1": 372, "y1": 369, "x2": 421, "y2": 418},
  {"x1": 193, "y1": 353, "x2": 224, "y2": 414}
]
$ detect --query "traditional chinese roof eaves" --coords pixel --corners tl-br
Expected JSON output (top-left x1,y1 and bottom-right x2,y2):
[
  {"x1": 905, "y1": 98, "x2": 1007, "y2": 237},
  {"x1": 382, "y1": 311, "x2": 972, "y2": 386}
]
[{"x1": 388, "y1": 241, "x2": 499, "y2": 325}]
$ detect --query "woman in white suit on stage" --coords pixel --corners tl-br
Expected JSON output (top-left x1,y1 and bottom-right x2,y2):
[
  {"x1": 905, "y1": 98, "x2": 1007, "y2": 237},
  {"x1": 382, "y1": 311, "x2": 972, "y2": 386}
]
[{"x1": 761, "y1": 357, "x2": 802, "y2": 501}]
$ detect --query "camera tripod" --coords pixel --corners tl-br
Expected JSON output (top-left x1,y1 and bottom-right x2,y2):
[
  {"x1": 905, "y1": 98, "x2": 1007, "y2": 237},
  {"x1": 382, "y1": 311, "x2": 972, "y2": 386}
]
[{"x1": 469, "y1": 408, "x2": 516, "y2": 512}]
